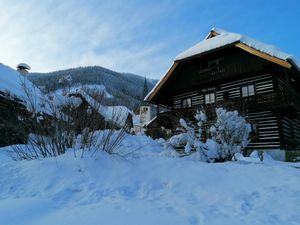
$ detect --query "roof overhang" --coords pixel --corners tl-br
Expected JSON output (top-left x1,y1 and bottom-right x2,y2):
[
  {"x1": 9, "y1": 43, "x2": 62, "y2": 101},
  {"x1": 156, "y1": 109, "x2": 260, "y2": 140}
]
[
  {"x1": 145, "y1": 62, "x2": 179, "y2": 104},
  {"x1": 235, "y1": 42, "x2": 292, "y2": 69}
]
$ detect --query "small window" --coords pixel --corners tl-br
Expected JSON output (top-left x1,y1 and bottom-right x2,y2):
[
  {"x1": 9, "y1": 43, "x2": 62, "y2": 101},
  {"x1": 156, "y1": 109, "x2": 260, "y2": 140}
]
[
  {"x1": 241, "y1": 84, "x2": 255, "y2": 97},
  {"x1": 182, "y1": 98, "x2": 192, "y2": 108},
  {"x1": 205, "y1": 93, "x2": 215, "y2": 104},
  {"x1": 208, "y1": 58, "x2": 224, "y2": 75}
]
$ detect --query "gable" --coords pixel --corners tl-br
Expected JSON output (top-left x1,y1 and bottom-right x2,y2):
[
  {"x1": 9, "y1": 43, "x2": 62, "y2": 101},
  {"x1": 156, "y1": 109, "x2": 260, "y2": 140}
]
[{"x1": 146, "y1": 45, "x2": 294, "y2": 106}]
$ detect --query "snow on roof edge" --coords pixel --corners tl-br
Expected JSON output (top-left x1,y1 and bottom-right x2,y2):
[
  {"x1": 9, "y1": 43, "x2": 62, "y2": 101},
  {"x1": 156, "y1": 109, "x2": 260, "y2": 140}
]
[
  {"x1": 175, "y1": 27, "x2": 300, "y2": 70},
  {"x1": 145, "y1": 28, "x2": 300, "y2": 102}
]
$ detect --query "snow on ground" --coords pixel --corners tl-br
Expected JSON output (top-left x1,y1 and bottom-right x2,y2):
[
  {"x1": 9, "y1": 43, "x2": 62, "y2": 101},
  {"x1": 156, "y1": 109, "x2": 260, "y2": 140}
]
[{"x1": 0, "y1": 134, "x2": 299, "y2": 225}]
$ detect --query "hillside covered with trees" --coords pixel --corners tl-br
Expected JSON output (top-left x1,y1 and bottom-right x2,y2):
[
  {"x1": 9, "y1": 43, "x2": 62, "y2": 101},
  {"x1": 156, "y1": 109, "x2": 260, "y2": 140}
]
[{"x1": 29, "y1": 66, "x2": 157, "y2": 111}]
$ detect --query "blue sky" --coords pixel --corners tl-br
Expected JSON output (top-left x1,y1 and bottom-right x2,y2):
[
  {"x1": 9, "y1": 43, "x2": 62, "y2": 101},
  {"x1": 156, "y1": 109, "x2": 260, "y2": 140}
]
[{"x1": 0, "y1": 0, "x2": 299, "y2": 79}]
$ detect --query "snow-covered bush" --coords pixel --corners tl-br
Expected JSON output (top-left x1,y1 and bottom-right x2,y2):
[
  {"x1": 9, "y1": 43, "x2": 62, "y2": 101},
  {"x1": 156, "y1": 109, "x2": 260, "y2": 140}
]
[
  {"x1": 167, "y1": 110, "x2": 211, "y2": 161},
  {"x1": 210, "y1": 108, "x2": 251, "y2": 161},
  {"x1": 166, "y1": 108, "x2": 251, "y2": 162}
]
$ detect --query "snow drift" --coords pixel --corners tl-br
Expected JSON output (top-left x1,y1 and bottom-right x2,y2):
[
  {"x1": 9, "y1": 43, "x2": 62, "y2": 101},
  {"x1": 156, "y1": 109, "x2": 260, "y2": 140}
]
[{"x1": 0, "y1": 134, "x2": 299, "y2": 225}]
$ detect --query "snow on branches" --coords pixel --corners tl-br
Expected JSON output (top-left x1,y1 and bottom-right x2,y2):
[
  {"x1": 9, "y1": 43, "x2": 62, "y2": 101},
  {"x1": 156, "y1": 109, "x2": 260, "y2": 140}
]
[
  {"x1": 166, "y1": 108, "x2": 251, "y2": 162},
  {"x1": 210, "y1": 108, "x2": 251, "y2": 161}
]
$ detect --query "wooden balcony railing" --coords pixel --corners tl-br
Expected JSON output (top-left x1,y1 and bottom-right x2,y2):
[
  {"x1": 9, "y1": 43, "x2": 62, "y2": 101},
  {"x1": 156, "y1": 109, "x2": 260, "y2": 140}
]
[{"x1": 157, "y1": 90, "x2": 299, "y2": 123}]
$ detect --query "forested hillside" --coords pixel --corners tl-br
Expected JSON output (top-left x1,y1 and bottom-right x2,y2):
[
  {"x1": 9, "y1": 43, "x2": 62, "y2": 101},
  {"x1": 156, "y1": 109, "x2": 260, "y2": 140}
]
[{"x1": 29, "y1": 66, "x2": 157, "y2": 111}]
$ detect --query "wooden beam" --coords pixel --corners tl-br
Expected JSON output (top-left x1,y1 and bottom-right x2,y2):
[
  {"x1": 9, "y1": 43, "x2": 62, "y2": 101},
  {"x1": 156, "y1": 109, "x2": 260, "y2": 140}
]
[
  {"x1": 145, "y1": 62, "x2": 179, "y2": 102},
  {"x1": 206, "y1": 31, "x2": 220, "y2": 39},
  {"x1": 235, "y1": 42, "x2": 292, "y2": 69}
]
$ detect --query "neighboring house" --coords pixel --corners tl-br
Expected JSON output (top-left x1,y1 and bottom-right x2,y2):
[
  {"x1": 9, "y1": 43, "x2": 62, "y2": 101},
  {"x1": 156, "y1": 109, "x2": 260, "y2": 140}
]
[
  {"x1": 61, "y1": 93, "x2": 106, "y2": 133},
  {"x1": 0, "y1": 63, "x2": 35, "y2": 146},
  {"x1": 145, "y1": 28, "x2": 300, "y2": 160},
  {"x1": 61, "y1": 90, "x2": 134, "y2": 133},
  {"x1": 0, "y1": 89, "x2": 29, "y2": 146}
]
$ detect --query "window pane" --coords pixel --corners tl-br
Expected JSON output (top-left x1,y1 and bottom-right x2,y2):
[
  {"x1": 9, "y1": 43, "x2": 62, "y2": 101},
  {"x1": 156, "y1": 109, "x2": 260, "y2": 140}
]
[
  {"x1": 205, "y1": 93, "x2": 215, "y2": 104},
  {"x1": 182, "y1": 99, "x2": 186, "y2": 108},
  {"x1": 182, "y1": 98, "x2": 191, "y2": 108},
  {"x1": 248, "y1": 85, "x2": 254, "y2": 96},
  {"x1": 205, "y1": 94, "x2": 210, "y2": 104},
  {"x1": 210, "y1": 93, "x2": 215, "y2": 103},
  {"x1": 242, "y1": 86, "x2": 248, "y2": 97},
  {"x1": 187, "y1": 98, "x2": 191, "y2": 107}
]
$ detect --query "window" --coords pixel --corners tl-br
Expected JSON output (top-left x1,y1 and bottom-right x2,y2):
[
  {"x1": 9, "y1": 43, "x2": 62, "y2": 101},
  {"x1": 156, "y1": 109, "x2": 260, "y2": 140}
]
[
  {"x1": 205, "y1": 93, "x2": 215, "y2": 104},
  {"x1": 241, "y1": 84, "x2": 255, "y2": 97},
  {"x1": 208, "y1": 58, "x2": 224, "y2": 75},
  {"x1": 182, "y1": 98, "x2": 192, "y2": 108}
]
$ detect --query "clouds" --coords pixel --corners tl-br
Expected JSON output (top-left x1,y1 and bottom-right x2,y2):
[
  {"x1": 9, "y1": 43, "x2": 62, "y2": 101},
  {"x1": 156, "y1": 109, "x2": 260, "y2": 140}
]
[
  {"x1": 0, "y1": 0, "x2": 182, "y2": 78},
  {"x1": 0, "y1": 0, "x2": 299, "y2": 79}
]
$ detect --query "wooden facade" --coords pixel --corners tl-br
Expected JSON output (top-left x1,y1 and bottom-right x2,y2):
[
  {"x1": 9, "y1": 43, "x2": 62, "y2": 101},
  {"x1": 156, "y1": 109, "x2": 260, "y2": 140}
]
[
  {"x1": 145, "y1": 30, "x2": 300, "y2": 160},
  {"x1": 0, "y1": 92, "x2": 30, "y2": 147}
]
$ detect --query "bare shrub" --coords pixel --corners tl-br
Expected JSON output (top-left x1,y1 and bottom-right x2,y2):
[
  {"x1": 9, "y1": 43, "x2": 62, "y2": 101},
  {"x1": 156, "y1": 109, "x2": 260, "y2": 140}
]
[{"x1": 7, "y1": 78, "x2": 128, "y2": 160}]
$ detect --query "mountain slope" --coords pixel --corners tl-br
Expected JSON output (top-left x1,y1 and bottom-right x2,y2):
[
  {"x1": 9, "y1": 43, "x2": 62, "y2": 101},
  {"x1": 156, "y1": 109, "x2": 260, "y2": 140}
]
[{"x1": 29, "y1": 66, "x2": 157, "y2": 111}]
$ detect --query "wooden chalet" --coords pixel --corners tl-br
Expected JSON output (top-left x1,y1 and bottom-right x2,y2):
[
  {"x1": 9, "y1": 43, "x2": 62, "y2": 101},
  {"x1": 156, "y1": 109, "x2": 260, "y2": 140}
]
[{"x1": 145, "y1": 28, "x2": 300, "y2": 160}]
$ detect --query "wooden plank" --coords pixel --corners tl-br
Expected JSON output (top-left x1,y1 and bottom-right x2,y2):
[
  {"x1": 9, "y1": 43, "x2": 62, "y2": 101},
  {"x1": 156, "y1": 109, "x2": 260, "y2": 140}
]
[
  {"x1": 235, "y1": 43, "x2": 292, "y2": 69},
  {"x1": 219, "y1": 74, "x2": 272, "y2": 89},
  {"x1": 206, "y1": 31, "x2": 220, "y2": 39}
]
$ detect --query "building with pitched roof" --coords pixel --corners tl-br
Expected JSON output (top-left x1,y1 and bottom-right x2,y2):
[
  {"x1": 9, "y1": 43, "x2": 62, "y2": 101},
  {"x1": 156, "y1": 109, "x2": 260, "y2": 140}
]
[{"x1": 145, "y1": 28, "x2": 300, "y2": 161}]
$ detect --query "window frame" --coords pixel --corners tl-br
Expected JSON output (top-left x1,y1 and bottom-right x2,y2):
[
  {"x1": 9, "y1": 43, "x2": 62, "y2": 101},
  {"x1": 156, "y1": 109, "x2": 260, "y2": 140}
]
[
  {"x1": 204, "y1": 92, "x2": 216, "y2": 104},
  {"x1": 241, "y1": 84, "x2": 255, "y2": 97},
  {"x1": 182, "y1": 97, "x2": 192, "y2": 108}
]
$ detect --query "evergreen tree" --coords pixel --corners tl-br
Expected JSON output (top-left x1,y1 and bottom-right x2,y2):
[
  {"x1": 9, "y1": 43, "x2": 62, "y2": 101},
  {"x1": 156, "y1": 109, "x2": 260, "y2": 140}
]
[{"x1": 142, "y1": 77, "x2": 149, "y2": 100}]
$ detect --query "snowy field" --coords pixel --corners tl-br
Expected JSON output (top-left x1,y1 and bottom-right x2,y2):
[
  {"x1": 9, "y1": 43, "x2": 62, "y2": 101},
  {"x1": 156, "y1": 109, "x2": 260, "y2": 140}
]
[{"x1": 0, "y1": 134, "x2": 299, "y2": 225}]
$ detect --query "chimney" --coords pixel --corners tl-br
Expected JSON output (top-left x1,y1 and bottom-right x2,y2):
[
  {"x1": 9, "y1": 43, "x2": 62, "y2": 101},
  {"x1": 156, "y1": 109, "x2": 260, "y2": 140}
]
[{"x1": 16, "y1": 63, "x2": 31, "y2": 76}]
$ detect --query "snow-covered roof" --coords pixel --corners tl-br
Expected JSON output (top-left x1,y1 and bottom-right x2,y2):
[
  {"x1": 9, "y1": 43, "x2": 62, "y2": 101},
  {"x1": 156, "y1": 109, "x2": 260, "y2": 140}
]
[
  {"x1": 0, "y1": 63, "x2": 27, "y2": 100},
  {"x1": 82, "y1": 91, "x2": 132, "y2": 127},
  {"x1": 0, "y1": 63, "x2": 49, "y2": 113},
  {"x1": 52, "y1": 85, "x2": 132, "y2": 127},
  {"x1": 175, "y1": 28, "x2": 300, "y2": 69},
  {"x1": 145, "y1": 28, "x2": 300, "y2": 103}
]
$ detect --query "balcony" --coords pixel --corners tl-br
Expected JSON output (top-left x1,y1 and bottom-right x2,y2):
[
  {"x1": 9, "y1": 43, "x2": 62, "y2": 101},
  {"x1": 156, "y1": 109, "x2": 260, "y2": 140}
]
[
  {"x1": 155, "y1": 90, "x2": 299, "y2": 128},
  {"x1": 147, "y1": 89, "x2": 300, "y2": 148}
]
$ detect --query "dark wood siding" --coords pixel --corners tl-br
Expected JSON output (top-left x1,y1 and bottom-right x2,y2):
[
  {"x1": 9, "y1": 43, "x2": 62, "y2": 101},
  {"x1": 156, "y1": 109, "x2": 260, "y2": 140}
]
[
  {"x1": 173, "y1": 73, "x2": 274, "y2": 108},
  {"x1": 0, "y1": 95, "x2": 29, "y2": 146},
  {"x1": 246, "y1": 110, "x2": 281, "y2": 149},
  {"x1": 148, "y1": 44, "x2": 300, "y2": 156},
  {"x1": 152, "y1": 46, "x2": 281, "y2": 107},
  {"x1": 281, "y1": 109, "x2": 300, "y2": 150}
]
